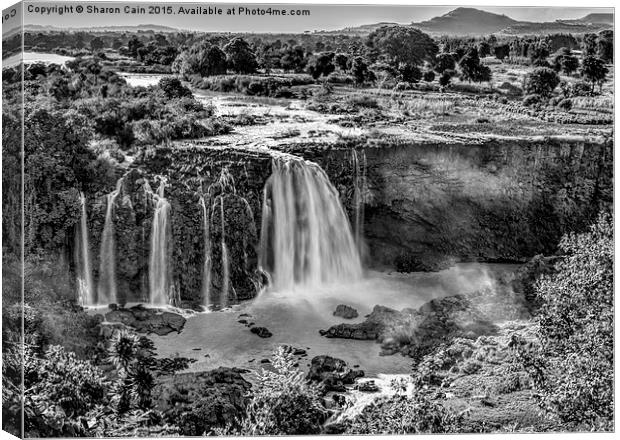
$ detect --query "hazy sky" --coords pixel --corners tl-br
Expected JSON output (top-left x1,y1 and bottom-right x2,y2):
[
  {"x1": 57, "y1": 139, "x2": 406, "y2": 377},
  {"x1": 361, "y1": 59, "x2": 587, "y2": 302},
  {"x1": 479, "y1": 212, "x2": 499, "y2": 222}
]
[{"x1": 5, "y1": 2, "x2": 615, "y2": 33}]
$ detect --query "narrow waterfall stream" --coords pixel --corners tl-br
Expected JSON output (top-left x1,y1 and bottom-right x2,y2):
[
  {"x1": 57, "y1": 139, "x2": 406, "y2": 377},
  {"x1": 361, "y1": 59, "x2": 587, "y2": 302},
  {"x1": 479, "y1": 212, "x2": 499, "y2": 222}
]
[
  {"x1": 200, "y1": 195, "x2": 213, "y2": 309},
  {"x1": 76, "y1": 192, "x2": 95, "y2": 306},
  {"x1": 219, "y1": 195, "x2": 230, "y2": 307},
  {"x1": 97, "y1": 178, "x2": 122, "y2": 306},
  {"x1": 149, "y1": 181, "x2": 172, "y2": 307},
  {"x1": 352, "y1": 149, "x2": 367, "y2": 256},
  {"x1": 259, "y1": 157, "x2": 362, "y2": 290}
]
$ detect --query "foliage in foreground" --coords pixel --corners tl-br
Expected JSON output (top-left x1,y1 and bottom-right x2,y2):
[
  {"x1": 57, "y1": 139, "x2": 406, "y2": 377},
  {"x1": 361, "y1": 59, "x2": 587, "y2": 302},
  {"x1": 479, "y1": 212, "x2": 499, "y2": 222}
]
[
  {"x1": 519, "y1": 213, "x2": 613, "y2": 431},
  {"x1": 216, "y1": 346, "x2": 327, "y2": 435},
  {"x1": 346, "y1": 391, "x2": 463, "y2": 434}
]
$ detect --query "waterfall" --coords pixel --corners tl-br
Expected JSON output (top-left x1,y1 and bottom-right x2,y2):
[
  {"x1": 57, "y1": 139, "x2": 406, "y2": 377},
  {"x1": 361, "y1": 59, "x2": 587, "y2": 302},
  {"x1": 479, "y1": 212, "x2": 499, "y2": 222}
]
[
  {"x1": 258, "y1": 157, "x2": 362, "y2": 290},
  {"x1": 148, "y1": 181, "x2": 172, "y2": 307},
  {"x1": 97, "y1": 179, "x2": 122, "y2": 305},
  {"x1": 219, "y1": 195, "x2": 230, "y2": 306},
  {"x1": 200, "y1": 195, "x2": 213, "y2": 308},
  {"x1": 352, "y1": 149, "x2": 367, "y2": 254},
  {"x1": 76, "y1": 192, "x2": 95, "y2": 306}
]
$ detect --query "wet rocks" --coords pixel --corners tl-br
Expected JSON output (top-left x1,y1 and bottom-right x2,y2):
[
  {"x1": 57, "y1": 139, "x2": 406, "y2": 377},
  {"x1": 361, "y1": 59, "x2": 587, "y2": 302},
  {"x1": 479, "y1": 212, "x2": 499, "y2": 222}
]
[
  {"x1": 355, "y1": 380, "x2": 380, "y2": 392},
  {"x1": 320, "y1": 295, "x2": 498, "y2": 362},
  {"x1": 320, "y1": 305, "x2": 405, "y2": 340},
  {"x1": 306, "y1": 355, "x2": 364, "y2": 392},
  {"x1": 104, "y1": 304, "x2": 186, "y2": 336},
  {"x1": 333, "y1": 304, "x2": 359, "y2": 319},
  {"x1": 250, "y1": 326, "x2": 273, "y2": 338},
  {"x1": 282, "y1": 345, "x2": 307, "y2": 356}
]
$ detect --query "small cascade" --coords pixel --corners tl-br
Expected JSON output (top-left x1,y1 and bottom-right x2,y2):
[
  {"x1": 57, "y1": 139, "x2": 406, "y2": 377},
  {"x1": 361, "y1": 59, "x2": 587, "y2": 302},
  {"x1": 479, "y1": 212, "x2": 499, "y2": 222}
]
[
  {"x1": 97, "y1": 178, "x2": 123, "y2": 306},
  {"x1": 259, "y1": 157, "x2": 362, "y2": 290},
  {"x1": 351, "y1": 149, "x2": 367, "y2": 253},
  {"x1": 199, "y1": 195, "x2": 213, "y2": 309},
  {"x1": 219, "y1": 195, "x2": 230, "y2": 307},
  {"x1": 75, "y1": 192, "x2": 95, "y2": 306},
  {"x1": 148, "y1": 180, "x2": 172, "y2": 307}
]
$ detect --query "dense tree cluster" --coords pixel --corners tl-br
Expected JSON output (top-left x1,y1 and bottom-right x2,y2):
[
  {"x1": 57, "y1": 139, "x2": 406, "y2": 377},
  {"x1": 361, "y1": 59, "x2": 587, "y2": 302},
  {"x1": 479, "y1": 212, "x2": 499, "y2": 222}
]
[{"x1": 520, "y1": 214, "x2": 613, "y2": 430}]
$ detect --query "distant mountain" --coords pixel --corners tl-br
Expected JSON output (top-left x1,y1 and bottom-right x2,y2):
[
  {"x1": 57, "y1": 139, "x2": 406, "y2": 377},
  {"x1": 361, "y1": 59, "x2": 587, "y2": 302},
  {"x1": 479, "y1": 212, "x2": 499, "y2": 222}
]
[
  {"x1": 330, "y1": 7, "x2": 612, "y2": 37},
  {"x1": 576, "y1": 13, "x2": 613, "y2": 24},
  {"x1": 22, "y1": 24, "x2": 181, "y2": 33},
  {"x1": 414, "y1": 7, "x2": 517, "y2": 35}
]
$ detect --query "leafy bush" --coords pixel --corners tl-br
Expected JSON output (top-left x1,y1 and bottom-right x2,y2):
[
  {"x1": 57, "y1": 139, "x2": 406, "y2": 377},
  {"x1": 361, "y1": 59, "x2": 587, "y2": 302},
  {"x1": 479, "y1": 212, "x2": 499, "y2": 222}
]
[
  {"x1": 158, "y1": 77, "x2": 192, "y2": 99},
  {"x1": 524, "y1": 67, "x2": 560, "y2": 98},
  {"x1": 221, "y1": 346, "x2": 327, "y2": 435},
  {"x1": 346, "y1": 393, "x2": 463, "y2": 434},
  {"x1": 459, "y1": 47, "x2": 492, "y2": 83},
  {"x1": 522, "y1": 94, "x2": 543, "y2": 107},
  {"x1": 24, "y1": 345, "x2": 109, "y2": 437},
  {"x1": 345, "y1": 94, "x2": 379, "y2": 109},
  {"x1": 519, "y1": 214, "x2": 613, "y2": 431}
]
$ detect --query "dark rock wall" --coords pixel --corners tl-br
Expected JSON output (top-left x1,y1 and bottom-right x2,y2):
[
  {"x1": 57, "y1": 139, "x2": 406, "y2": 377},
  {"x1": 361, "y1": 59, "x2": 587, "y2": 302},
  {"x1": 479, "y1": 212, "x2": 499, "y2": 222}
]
[
  {"x1": 86, "y1": 146, "x2": 272, "y2": 306},
  {"x1": 83, "y1": 137, "x2": 612, "y2": 306},
  {"x1": 291, "y1": 137, "x2": 612, "y2": 271}
]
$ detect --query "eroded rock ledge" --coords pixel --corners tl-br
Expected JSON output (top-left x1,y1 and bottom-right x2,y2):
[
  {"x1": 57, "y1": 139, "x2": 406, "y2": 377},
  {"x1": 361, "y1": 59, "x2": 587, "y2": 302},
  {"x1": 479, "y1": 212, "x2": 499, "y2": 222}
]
[
  {"x1": 320, "y1": 295, "x2": 498, "y2": 361},
  {"x1": 103, "y1": 304, "x2": 186, "y2": 336}
]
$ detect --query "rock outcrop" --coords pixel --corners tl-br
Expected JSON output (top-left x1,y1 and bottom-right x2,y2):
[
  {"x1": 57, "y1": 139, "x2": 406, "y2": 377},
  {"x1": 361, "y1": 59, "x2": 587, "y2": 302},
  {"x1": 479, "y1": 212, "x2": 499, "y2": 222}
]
[
  {"x1": 291, "y1": 137, "x2": 612, "y2": 271},
  {"x1": 333, "y1": 304, "x2": 359, "y2": 319},
  {"x1": 306, "y1": 355, "x2": 365, "y2": 392},
  {"x1": 320, "y1": 295, "x2": 498, "y2": 362},
  {"x1": 104, "y1": 304, "x2": 186, "y2": 335}
]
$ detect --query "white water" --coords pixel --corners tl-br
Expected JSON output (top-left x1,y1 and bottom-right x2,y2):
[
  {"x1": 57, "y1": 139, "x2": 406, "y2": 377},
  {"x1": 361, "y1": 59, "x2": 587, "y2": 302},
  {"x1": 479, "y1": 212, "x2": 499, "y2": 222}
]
[
  {"x1": 200, "y1": 196, "x2": 213, "y2": 309},
  {"x1": 149, "y1": 181, "x2": 172, "y2": 307},
  {"x1": 219, "y1": 195, "x2": 230, "y2": 306},
  {"x1": 76, "y1": 192, "x2": 95, "y2": 306},
  {"x1": 97, "y1": 179, "x2": 122, "y2": 305},
  {"x1": 259, "y1": 157, "x2": 362, "y2": 291},
  {"x1": 352, "y1": 149, "x2": 367, "y2": 256}
]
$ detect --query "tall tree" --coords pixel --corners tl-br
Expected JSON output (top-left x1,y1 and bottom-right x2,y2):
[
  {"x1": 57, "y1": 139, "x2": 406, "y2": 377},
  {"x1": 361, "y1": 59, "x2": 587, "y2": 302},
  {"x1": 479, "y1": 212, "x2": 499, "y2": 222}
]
[
  {"x1": 366, "y1": 26, "x2": 438, "y2": 68},
  {"x1": 223, "y1": 37, "x2": 258, "y2": 74}
]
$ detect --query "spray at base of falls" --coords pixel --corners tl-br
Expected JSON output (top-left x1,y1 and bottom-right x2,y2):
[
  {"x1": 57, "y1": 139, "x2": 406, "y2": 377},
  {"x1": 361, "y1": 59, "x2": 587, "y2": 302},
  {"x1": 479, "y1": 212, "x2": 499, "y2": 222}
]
[
  {"x1": 148, "y1": 180, "x2": 172, "y2": 307},
  {"x1": 97, "y1": 178, "x2": 123, "y2": 306},
  {"x1": 259, "y1": 157, "x2": 362, "y2": 290},
  {"x1": 75, "y1": 192, "x2": 95, "y2": 306}
]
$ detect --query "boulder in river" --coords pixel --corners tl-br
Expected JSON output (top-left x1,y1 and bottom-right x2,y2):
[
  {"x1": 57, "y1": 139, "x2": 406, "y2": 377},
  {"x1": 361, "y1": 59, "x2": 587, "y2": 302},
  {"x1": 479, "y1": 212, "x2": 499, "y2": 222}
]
[
  {"x1": 333, "y1": 304, "x2": 359, "y2": 319},
  {"x1": 250, "y1": 326, "x2": 273, "y2": 338},
  {"x1": 307, "y1": 355, "x2": 364, "y2": 393}
]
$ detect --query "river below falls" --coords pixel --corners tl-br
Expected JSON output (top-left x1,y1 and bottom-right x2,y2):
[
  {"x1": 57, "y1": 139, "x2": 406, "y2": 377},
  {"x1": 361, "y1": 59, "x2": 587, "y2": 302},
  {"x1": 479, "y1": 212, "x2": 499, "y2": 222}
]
[{"x1": 150, "y1": 263, "x2": 518, "y2": 377}]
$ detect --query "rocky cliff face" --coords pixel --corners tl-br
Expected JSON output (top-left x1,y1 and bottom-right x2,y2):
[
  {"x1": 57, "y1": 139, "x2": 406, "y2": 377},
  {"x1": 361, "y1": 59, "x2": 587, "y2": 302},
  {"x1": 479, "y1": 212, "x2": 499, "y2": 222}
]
[
  {"x1": 288, "y1": 137, "x2": 612, "y2": 271},
  {"x1": 83, "y1": 136, "x2": 612, "y2": 305},
  {"x1": 85, "y1": 146, "x2": 272, "y2": 307}
]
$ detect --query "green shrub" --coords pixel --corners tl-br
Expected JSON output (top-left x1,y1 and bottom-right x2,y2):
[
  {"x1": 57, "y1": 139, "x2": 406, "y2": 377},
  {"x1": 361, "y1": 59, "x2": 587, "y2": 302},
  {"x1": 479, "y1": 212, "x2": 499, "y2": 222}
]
[
  {"x1": 222, "y1": 346, "x2": 327, "y2": 435},
  {"x1": 345, "y1": 94, "x2": 379, "y2": 109},
  {"x1": 522, "y1": 94, "x2": 543, "y2": 107},
  {"x1": 524, "y1": 67, "x2": 560, "y2": 98},
  {"x1": 520, "y1": 214, "x2": 613, "y2": 431},
  {"x1": 346, "y1": 393, "x2": 463, "y2": 434}
]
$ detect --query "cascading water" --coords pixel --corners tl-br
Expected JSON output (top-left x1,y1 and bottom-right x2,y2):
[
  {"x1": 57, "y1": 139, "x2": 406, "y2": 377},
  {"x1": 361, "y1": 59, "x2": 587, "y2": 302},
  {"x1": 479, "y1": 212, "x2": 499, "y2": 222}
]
[
  {"x1": 199, "y1": 195, "x2": 213, "y2": 308},
  {"x1": 352, "y1": 149, "x2": 367, "y2": 254},
  {"x1": 148, "y1": 180, "x2": 172, "y2": 307},
  {"x1": 259, "y1": 157, "x2": 362, "y2": 290},
  {"x1": 75, "y1": 192, "x2": 95, "y2": 306},
  {"x1": 219, "y1": 195, "x2": 230, "y2": 306},
  {"x1": 97, "y1": 178, "x2": 122, "y2": 305}
]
